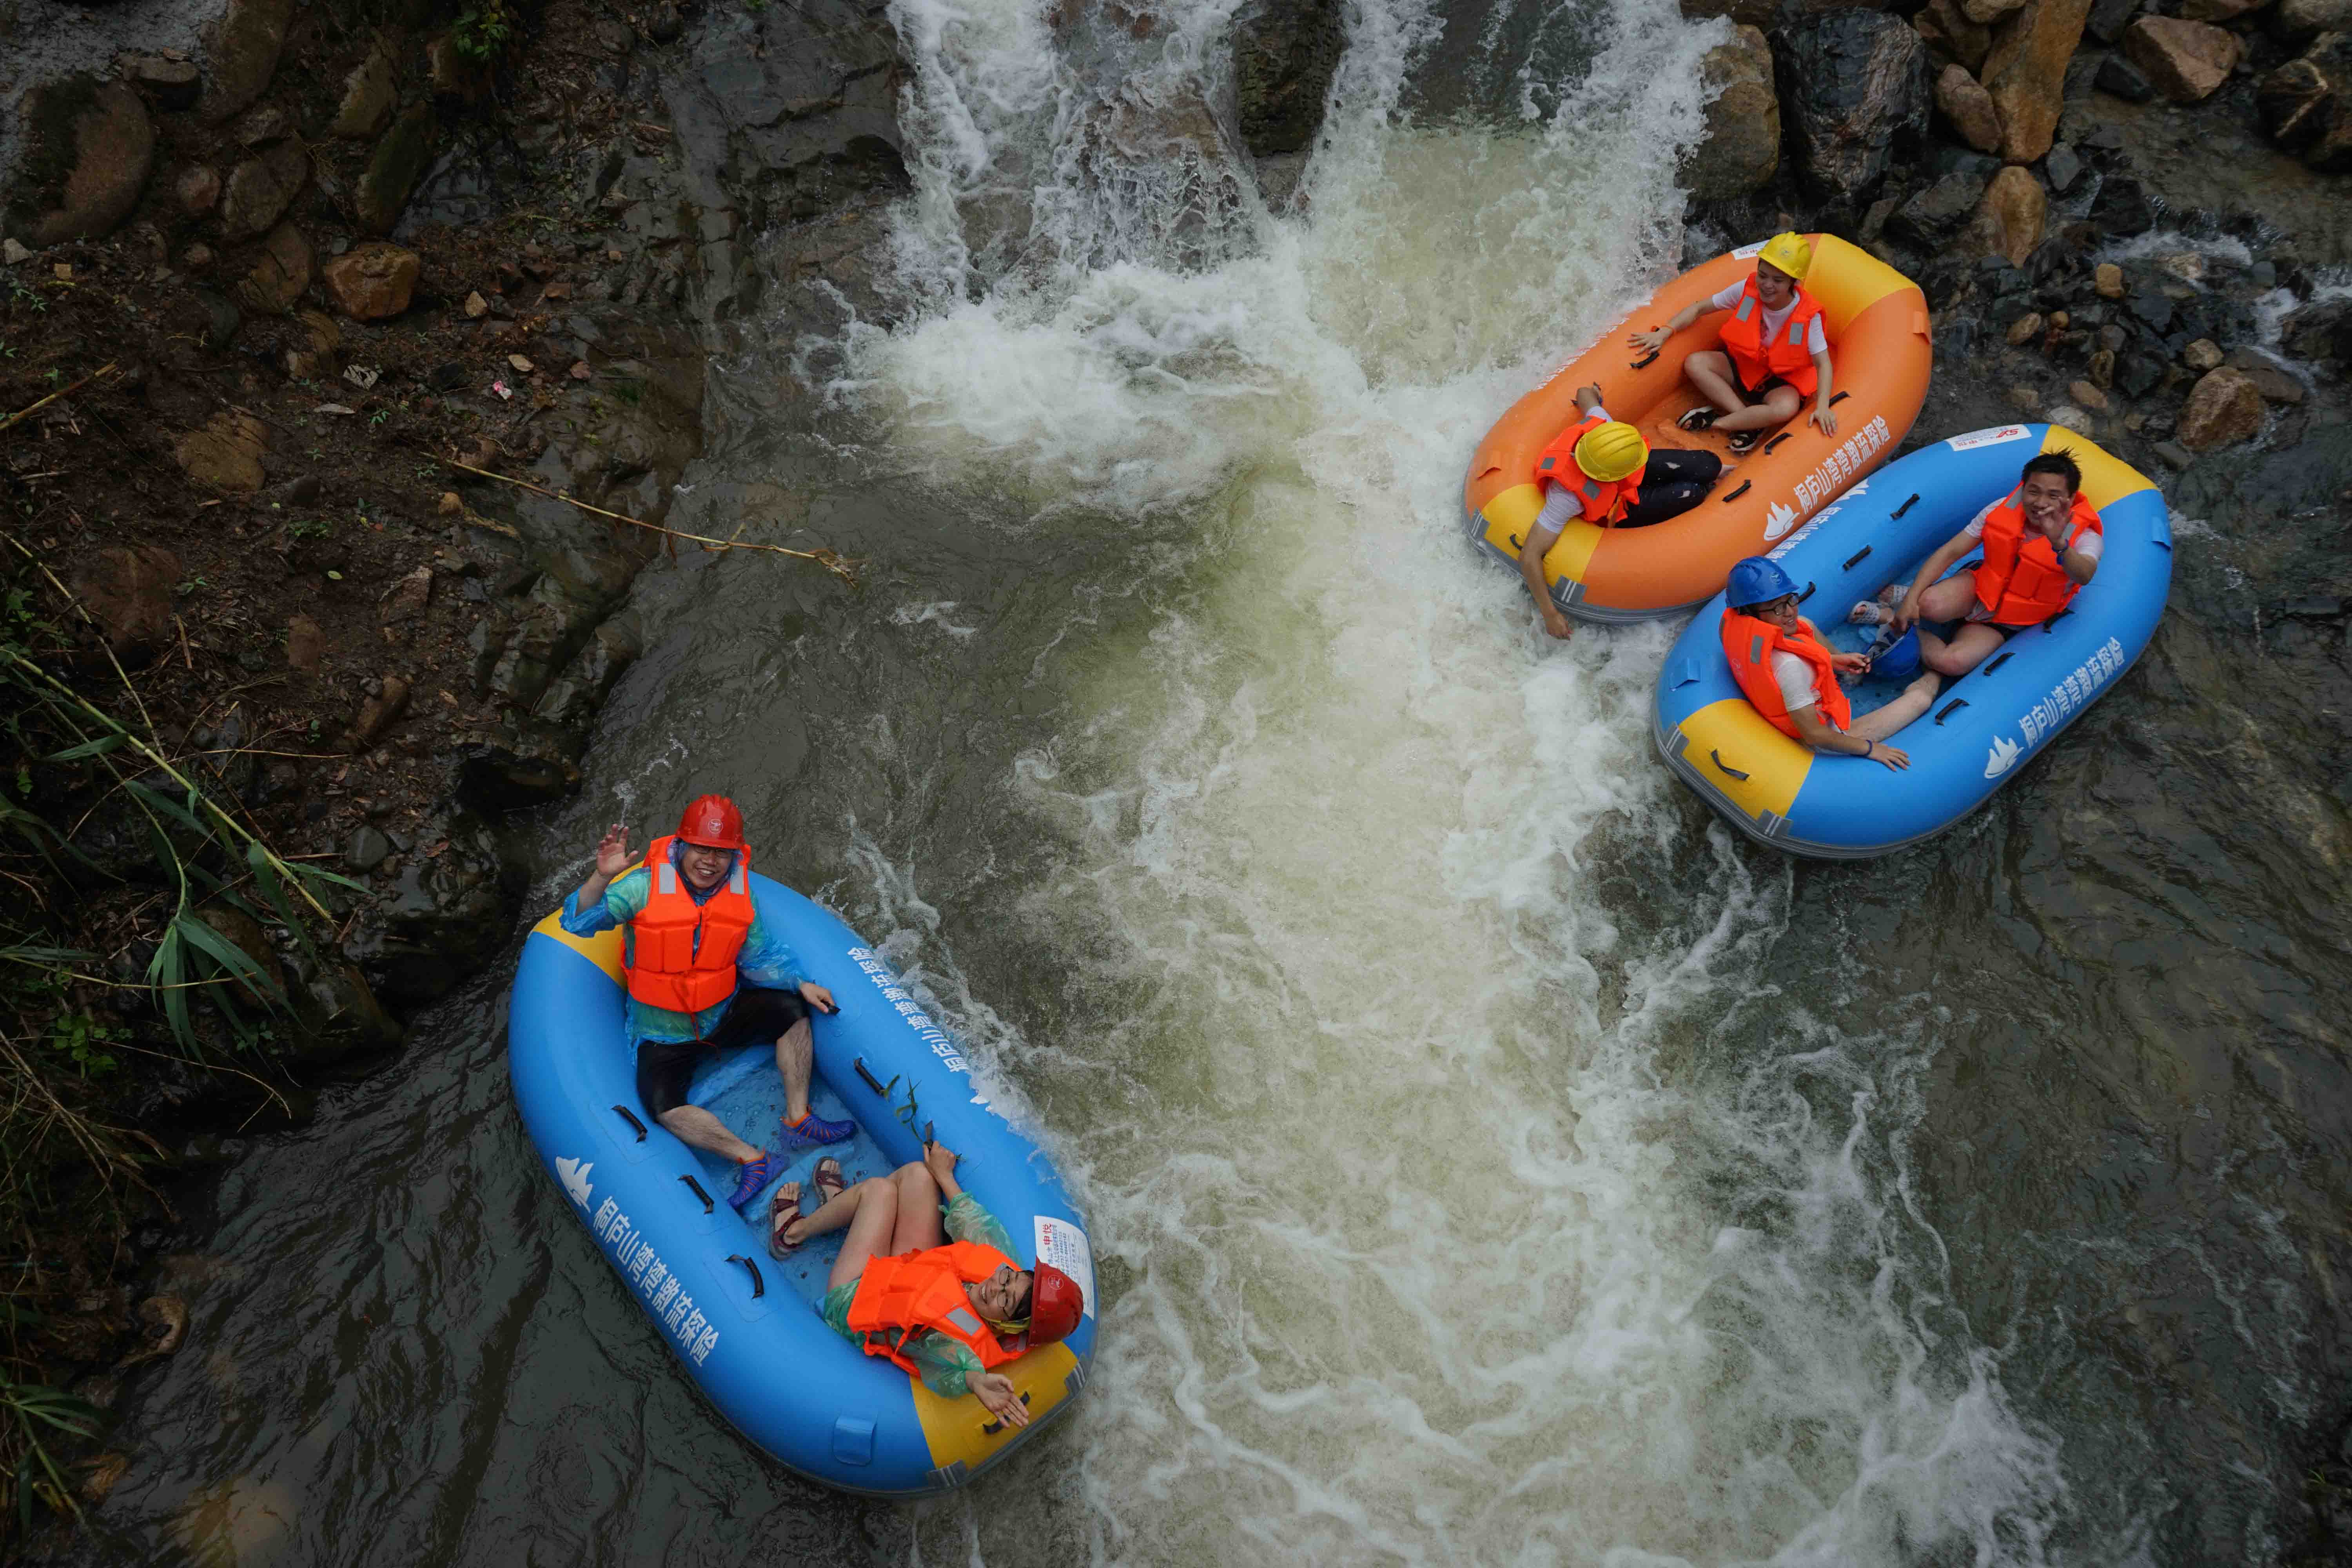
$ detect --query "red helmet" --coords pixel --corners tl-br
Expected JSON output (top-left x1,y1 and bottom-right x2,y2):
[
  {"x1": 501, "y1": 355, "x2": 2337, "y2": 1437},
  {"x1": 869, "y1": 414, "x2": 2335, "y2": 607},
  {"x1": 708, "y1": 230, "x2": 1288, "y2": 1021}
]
[
  {"x1": 1026, "y1": 1263, "x2": 1083, "y2": 1347},
  {"x1": 675, "y1": 794, "x2": 746, "y2": 850}
]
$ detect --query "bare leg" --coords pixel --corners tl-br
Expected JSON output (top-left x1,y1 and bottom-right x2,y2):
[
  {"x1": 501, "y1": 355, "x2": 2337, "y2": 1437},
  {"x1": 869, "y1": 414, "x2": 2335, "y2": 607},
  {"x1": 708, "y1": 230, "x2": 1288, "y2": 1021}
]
[
  {"x1": 1682, "y1": 350, "x2": 1744, "y2": 416},
  {"x1": 1908, "y1": 573, "x2": 1983, "y2": 676},
  {"x1": 1849, "y1": 673, "x2": 1943, "y2": 741},
  {"x1": 771, "y1": 1174, "x2": 902, "y2": 1290},
  {"x1": 775, "y1": 1016, "x2": 815, "y2": 1125},
  {"x1": 657, "y1": 1106, "x2": 761, "y2": 1163},
  {"x1": 1713, "y1": 384, "x2": 1803, "y2": 435},
  {"x1": 888, "y1": 1163, "x2": 947, "y2": 1254},
  {"x1": 1918, "y1": 623, "x2": 2007, "y2": 678}
]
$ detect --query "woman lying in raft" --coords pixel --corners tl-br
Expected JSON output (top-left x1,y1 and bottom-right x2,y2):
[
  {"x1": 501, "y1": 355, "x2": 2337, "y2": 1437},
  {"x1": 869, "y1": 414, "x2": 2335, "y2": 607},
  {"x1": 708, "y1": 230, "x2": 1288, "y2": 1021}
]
[
  {"x1": 1722, "y1": 557, "x2": 1941, "y2": 771},
  {"x1": 771, "y1": 1141, "x2": 1083, "y2": 1430}
]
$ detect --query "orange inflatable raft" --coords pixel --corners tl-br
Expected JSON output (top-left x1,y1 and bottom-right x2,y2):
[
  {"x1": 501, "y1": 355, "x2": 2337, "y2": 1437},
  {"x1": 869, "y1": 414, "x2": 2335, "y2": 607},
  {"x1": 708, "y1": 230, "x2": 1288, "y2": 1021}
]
[{"x1": 1463, "y1": 235, "x2": 1932, "y2": 623}]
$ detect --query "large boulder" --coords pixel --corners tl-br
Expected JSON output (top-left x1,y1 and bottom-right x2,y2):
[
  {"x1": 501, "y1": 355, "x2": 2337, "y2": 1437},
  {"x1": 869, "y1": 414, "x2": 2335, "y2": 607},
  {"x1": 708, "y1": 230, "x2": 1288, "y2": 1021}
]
[
  {"x1": 1965, "y1": 164, "x2": 2045, "y2": 264},
  {"x1": 331, "y1": 47, "x2": 398, "y2": 140},
  {"x1": 2122, "y1": 15, "x2": 2239, "y2": 102},
  {"x1": 356, "y1": 105, "x2": 436, "y2": 234},
  {"x1": 71, "y1": 546, "x2": 181, "y2": 663},
  {"x1": 1982, "y1": 0, "x2": 2094, "y2": 163},
  {"x1": 1890, "y1": 168, "x2": 1988, "y2": 245},
  {"x1": 219, "y1": 141, "x2": 309, "y2": 240},
  {"x1": 233, "y1": 222, "x2": 311, "y2": 315},
  {"x1": 2258, "y1": 33, "x2": 2352, "y2": 169},
  {"x1": 1935, "y1": 62, "x2": 2005, "y2": 151},
  {"x1": 173, "y1": 411, "x2": 267, "y2": 492},
  {"x1": 2279, "y1": 0, "x2": 2352, "y2": 34},
  {"x1": 8, "y1": 78, "x2": 155, "y2": 247},
  {"x1": 2175, "y1": 366, "x2": 2265, "y2": 448},
  {"x1": 2281, "y1": 296, "x2": 2352, "y2": 361},
  {"x1": 1232, "y1": 0, "x2": 1342, "y2": 158},
  {"x1": 321, "y1": 242, "x2": 420, "y2": 319},
  {"x1": 1774, "y1": 10, "x2": 1931, "y2": 205},
  {"x1": 1689, "y1": 25, "x2": 1780, "y2": 198},
  {"x1": 198, "y1": 0, "x2": 298, "y2": 124},
  {"x1": 1915, "y1": 0, "x2": 1994, "y2": 70}
]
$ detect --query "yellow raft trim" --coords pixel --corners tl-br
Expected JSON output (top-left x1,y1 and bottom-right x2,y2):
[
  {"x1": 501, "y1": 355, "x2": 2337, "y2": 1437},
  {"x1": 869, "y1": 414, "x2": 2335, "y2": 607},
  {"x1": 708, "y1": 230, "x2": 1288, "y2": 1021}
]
[
  {"x1": 912, "y1": 1340, "x2": 1081, "y2": 1478},
  {"x1": 531, "y1": 907, "x2": 625, "y2": 984},
  {"x1": 2049, "y1": 425, "x2": 2157, "y2": 510},
  {"x1": 1475, "y1": 482, "x2": 1601, "y2": 591},
  {"x1": 1665, "y1": 697, "x2": 1812, "y2": 827}
]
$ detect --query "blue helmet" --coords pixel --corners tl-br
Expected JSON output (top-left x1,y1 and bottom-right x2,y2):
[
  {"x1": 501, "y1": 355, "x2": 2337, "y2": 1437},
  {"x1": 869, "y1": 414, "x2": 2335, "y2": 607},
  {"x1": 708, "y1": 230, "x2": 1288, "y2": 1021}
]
[
  {"x1": 1871, "y1": 627, "x2": 1922, "y2": 681},
  {"x1": 1726, "y1": 556, "x2": 1798, "y2": 610}
]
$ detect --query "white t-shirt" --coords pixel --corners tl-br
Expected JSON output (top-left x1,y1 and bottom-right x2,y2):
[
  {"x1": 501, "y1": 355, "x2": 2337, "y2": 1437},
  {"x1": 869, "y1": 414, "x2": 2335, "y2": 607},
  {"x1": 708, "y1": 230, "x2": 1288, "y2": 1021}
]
[
  {"x1": 1964, "y1": 501, "x2": 2105, "y2": 562},
  {"x1": 1711, "y1": 284, "x2": 1829, "y2": 358},
  {"x1": 1534, "y1": 403, "x2": 1613, "y2": 530},
  {"x1": 1771, "y1": 650, "x2": 1822, "y2": 714}
]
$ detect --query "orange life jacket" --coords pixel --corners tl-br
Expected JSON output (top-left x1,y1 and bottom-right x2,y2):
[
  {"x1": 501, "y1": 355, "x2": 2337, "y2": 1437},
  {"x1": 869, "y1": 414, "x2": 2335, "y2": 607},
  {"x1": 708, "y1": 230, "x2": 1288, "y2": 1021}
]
[
  {"x1": 846, "y1": 1240, "x2": 1027, "y2": 1376},
  {"x1": 622, "y1": 834, "x2": 754, "y2": 1020},
  {"x1": 1531, "y1": 412, "x2": 1643, "y2": 527},
  {"x1": 1973, "y1": 488, "x2": 2102, "y2": 628},
  {"x1": 1721, "y1": 608, "x2": 1852, "y2": 740},
  {"x1": 1717, "y1": 277, "x2": 1826, "y2": 399}
]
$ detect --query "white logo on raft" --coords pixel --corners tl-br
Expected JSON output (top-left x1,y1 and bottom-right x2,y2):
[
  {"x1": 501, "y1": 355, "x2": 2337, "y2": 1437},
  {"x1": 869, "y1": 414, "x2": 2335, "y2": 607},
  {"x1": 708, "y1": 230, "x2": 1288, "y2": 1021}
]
[
  {"x1": 557, "y1": 1156, "x2": 593, "y2": 1208},
  {"x1": 1984, "y1": 736, "x2": 2021, "y2": 779},
  {"x1": 2020, "y1": 636, "x2": 2128, "y2": 745},
  {"x1": 1792, "y1": 415, "x2": 1893, "y2": 514},
  {"x1": 1946, "y1": 424, "x2": 2034, "y2": 452},
  {"x1": 1764, "y1": 500, "x2": 1800, "y2": 541},
  {"x1": 591, "y1": 1195, "x2": 720, "y2": 1365},
  {"x1": 846, "y1": 945, "x2": 971, "y2": 1076}
]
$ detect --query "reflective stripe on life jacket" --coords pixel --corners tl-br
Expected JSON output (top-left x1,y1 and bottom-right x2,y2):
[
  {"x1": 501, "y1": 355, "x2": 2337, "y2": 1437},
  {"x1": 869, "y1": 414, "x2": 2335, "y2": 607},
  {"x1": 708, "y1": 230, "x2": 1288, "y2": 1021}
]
[
  {"x1": 621, "y1": 833, "x2": 754, "y2": 1020},
  {"x1": 1720, "y1": 608, "x2": 1851, "y2": 740},
  {"x1": 1530, "y1": 412, "x2": 1643, "y2": 527},
  {"x1": 846, "y1": 1240, "x2": 1027, "y2": 1376},
  {"x1": 1973, "y1": 487, "x2": 2103, "y2": 628},
  {"x1": 1717, "y1": 277, "x2": 1826, "y2": 399}
]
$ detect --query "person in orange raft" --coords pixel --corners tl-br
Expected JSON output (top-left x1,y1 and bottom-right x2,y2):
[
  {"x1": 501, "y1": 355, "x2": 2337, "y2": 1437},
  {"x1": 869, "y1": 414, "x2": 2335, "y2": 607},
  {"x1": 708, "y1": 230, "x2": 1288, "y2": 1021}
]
[
  {"x1": 1855, "y1": 449, "x2": 2104, "y2": 679},
  {"x1": 1518, "y1": 383, "x2": 1728, "y2": 640},
  {"x1": 1629, "y1": 232, "x2": 1837, "y2": 455},
  {"x1": 1722, "y1": 557, "x2": 1941, "y2": 772},
  {"x1": 770, "y1": 1140, "x2": 1084, "y2": 1432},
  {"x1": 562, "y1": 795, "x2": 854, "y2": 1215}
]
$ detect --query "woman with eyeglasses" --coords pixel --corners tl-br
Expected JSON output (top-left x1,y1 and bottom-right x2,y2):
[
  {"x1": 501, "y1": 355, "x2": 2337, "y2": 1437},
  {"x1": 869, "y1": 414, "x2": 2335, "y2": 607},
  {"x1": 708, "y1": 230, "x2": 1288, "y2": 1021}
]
[{"x1": 1720, "y1": 557, "x2": 1939, "y2": 771}]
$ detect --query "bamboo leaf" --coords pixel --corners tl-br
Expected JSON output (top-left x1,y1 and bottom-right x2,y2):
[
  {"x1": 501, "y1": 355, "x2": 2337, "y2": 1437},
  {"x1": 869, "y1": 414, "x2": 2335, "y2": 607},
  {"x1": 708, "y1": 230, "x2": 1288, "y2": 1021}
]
[
  {"x1": 125, "y1": 778, "x2": 207, "y2": 836},
  {"x1": 247, "y1": 844, "x2": 321, "y2": 964},
  {"x1": 150, "y1": 926, "x2": 196, "y2": 1055},
  {"x1": 37, "y1": 734, "x2": 125, "y2": 763},
  {"x1": 289, "y1": 862, "x2": 368, "y2": 894},
  {"x1": 174, "y1": 914, "x2": 283, "y2": 1006}
]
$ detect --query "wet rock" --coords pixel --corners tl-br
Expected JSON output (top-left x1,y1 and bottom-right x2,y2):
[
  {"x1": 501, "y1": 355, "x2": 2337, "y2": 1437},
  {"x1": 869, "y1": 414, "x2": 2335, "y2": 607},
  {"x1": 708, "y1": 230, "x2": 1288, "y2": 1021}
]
[
  {"x1": 358, "y1": 105, "x2": 437, "y2": 234},
  {"x1": 1775, "y1": 10, "x2": 1931, "y2": 204},
  {"x1": 174, "y1": 164, "x2": 221, "y2": 215},
  {"x1": 346, "y1": 825, "x2": 392, "y2": 871},
  {"x1": 72, "y1": 545, "x2": 180, "y2": 662},
  {"x1": 1983, "y1": 0, "x2": 2093, "y2": 162},
  {"x1": 2176, "y1": 366, "x2": 2265, "y2": 448},
  {"x1": 2182, "y1": 337, "x2": 2223, "y2": 370},
  {"x1": 2226, "y1": 348, "x2": 2306, "y2": 404},
  {"x1": 293, "y1": 958, "x2": 403, "y2": 1057},
  {"x1": 426, "y1": 32, "x2": 495, "y2": 105},
  {"x1": 2178, "y1": 0, "x2": 2265, "y2": 17},
  {"x1": 220, "y1": 141, "x2": 309, "y2": 240},
  {"x1": 2095, "y1": 53, "x2": 2155, "y2": 100},
  {"x1": 1233, "y1": 0, "x2": 1342, "y2": 158},
  {"x1": 2116, "y1": 350, "x2": 2164, "y2": 396},
  {"x1": 2279, "y1": 0, "x2": 2352, "y2": 32},
  {"x1": 233, "y1": 221, "x2": 310, "y2": 316},
  {"x1": 453, "y1": 735, "x2": 582, "y2": 814},
  {"x1": 2259, "y1": 34, "x2": 2352, "y2": 168},
  {"x1": 1690, "y1": 26, "x2": 1780, "y2": 199},
  {"x1": 2154, "y1": 439, "x2": 2195, "y2": 469},
  {"x1": 342, "y1": 806, "x2": 518, "y2": 1009},
  {"x1": 1966, "y1": 164, "x2": 2045, "y2": 265},
  {"x1": 118, "y1": 1296, "x2": 187, "y2": 1367},
  {"x1": 331, "y1": 49, "x2": 396, "y2": 142},
  {"x1": 79, "y1": 1454, "x2": 129, "y2": 1505},
  {"x1": 285, "y1": 612, "x2": 325, "y2": 671},
  {"x1": 10, "y1": 77, "x2": 156, "y2": 247},
  {"x1": 1964, "y1": 0, "x2": 2030, "y2": 20},
  {"x1": 2281, "y1": 297, "x2": 2352, "y2": 361},
  {"x1": 2043, "y1": 141, "x2": 2083, "y2": 193},
  {"x1": 174, "y1": 411, "x2": 266, "y2": 492},
  {"x1": 2122, "y1": 15, "x2": 2239, "y2": 102},
  {"x1": 348, "y1": 673, "x2": 410, "y2": 746},
  {"x1": 2069, "y1": 377, "x2": 2110, "y2": 410},
  {"x1": 322, "y1": 242, "x2": 419, "y2": 319},
  {"x1": 200, "y1": 0, "x2": 297, "y2": 124},
  {"x1": 1935, "y1": 62, "x2": 2005, "y2": 152},
  {"x1": 237, "y1": 105, "x2": 292, "y2": 149},
  {"x1": 2088, "y1": 172, "x2": 2154, "y2": 236},
  {"x1": 2087, "y1": 0, "x2": 2143, "y2": 41},
  {"x1": 119, "y1": 54, "x2": 200, "y2": 111},
  {"x1": 2008, "y1": 310, "x2": 2046, "y2": 344},
  {"x1": 1915, "y1": 0, "x2": 1994, "y2": 71},
  {"x1": 379, "y1": 564, "x2": 432, "y2": 623},
  {"x1": 0, "y1": 239, "x2": 28, "y2": 265}
]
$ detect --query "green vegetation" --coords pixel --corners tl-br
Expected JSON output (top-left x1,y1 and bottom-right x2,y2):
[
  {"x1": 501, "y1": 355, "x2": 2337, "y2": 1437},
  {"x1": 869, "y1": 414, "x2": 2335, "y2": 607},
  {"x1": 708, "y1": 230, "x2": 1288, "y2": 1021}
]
[{"x1": 451, "y1": 1, "x2": 516, "y2": 61}]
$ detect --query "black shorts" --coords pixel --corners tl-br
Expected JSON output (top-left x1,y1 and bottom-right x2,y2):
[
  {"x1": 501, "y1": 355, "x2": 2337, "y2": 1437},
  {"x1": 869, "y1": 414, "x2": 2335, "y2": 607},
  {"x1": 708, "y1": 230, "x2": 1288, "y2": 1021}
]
[
  {"x1": 1729, "y1": 362, "x2": 1789, "y2": 405},
  {"x1": 634, "y1": 986, "x2": 809, "y2": 1118}
]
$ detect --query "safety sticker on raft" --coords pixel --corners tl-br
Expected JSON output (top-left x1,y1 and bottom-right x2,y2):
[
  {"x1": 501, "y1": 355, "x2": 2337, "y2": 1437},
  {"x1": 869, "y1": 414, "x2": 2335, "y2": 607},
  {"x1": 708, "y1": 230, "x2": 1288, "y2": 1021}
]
[
  {"x1": 1945, "y1": 425, "x2": 2034, "y2": 451},
  {"x1": 1034, "y1": 1217, "x2": 1097, "y2": 1319}
]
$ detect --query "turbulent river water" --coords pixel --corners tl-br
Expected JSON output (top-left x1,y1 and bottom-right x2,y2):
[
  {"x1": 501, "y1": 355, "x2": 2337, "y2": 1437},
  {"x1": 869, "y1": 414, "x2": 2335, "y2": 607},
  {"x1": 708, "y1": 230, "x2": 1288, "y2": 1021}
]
[{"x1": 70, "y1": 0, "x2": 2352, "y2": 1562}]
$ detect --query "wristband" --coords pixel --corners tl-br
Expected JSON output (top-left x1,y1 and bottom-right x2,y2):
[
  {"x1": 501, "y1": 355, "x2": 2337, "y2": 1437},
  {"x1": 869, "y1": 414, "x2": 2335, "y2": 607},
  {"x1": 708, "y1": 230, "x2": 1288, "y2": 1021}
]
[{"x1": 1864, "y1": 740, "x2": 1875, "y2": 758}]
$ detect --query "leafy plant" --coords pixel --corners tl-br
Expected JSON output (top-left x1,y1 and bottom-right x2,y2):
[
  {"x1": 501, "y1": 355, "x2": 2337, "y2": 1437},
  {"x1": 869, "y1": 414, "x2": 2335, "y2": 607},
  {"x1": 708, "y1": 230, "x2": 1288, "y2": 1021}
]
[
  {"x1": 451, "y1": 1, "x2": 514, "y2": 60},
  {"x1": 287, "y1": 519, "x2": 334, "y2": 542}
]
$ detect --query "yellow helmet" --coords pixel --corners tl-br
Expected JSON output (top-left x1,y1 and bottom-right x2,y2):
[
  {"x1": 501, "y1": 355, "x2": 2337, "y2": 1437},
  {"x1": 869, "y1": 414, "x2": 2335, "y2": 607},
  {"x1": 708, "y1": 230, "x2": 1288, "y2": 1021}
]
[
  {"x1": 1756, "y1": 231, "x2": 1813, "y2": 283},
  {"x1": 1573, "y1": 421, "x2": 1648, "y2": 483}
]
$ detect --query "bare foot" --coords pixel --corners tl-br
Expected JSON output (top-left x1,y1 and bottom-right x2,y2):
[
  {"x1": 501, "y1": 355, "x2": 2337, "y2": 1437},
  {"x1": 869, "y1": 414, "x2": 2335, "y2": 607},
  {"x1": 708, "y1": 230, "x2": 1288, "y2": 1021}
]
[{"x1": 768, "y1": 1181, "x2": 804, "y2": 1258}]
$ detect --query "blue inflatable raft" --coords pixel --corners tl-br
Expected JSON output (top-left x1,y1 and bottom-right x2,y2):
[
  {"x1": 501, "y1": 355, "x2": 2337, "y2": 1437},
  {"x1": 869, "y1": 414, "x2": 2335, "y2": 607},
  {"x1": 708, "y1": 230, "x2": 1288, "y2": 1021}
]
[
  {"x1": 508, "y1": 875, "x2": 1096, "y2": 1495},
  {"x1": 1652, "y1": 424, "x2": 2172, "y2": 857}
]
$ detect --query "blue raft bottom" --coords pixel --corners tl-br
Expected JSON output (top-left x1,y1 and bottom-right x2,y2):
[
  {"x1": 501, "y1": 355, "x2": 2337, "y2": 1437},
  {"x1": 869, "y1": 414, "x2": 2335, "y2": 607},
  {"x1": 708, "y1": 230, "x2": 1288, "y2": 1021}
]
[
  {"x1": 1812, "y1": 554, "x2": 1990, "y2": 724},
  {"x1": 681, "y1": 1048, "x2": 895, "y2": 1310}
]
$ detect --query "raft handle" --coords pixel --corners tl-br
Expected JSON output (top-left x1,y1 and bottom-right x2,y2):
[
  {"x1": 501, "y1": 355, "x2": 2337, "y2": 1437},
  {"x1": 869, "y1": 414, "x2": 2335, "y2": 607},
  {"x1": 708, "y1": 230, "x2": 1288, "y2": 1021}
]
[
  {"x1": 1763, "y1": 432, "x2": 1792, "y2": 454},
  {"x1": 980, "y1": 1390, "x2": 1033, "y2": 1436},
  {"x1": 726, "y1": 1254, "x2": 766, "y2": 1299},
  {"x1": 1710, "y1": 749, "x2": 1751, "y2": 782},
  {"x1": 1630, "y1": 349, "x2": 1660, "y2": 370},
  {"x1": 1797, "y1": 580, "x2": 1816, "y2": 604},
  {"x1": 679, "y1": 1174, "x2": 715, "y2": 1214},
  {"x1": 1720, "y1": 480, "x2": 1751, "y2": 504},
  {"x1": 1891, "y1": 492, "x2": 1920, "y2": 519},
  {"x1": 612, "y1": 1105, "x2": 647, "y2": 1143},
  {"x1": 854, "y1": 1056, "x2": 890, "y2": 1096},
  {"x1": 1828, "y1": 391, "x2": 1851, "y2": 407},
  {"x1": 1935, "y1": 698, "x2": 1969, "y2": 726},
  {"x1": 1982, "y1": 651, "x2": 2014, "y2": 677},
  {"x1": 1842, "y1": 545, "x2": 1872, "y2": 570},
  {"x1": 1507, "y1": 534, "x2": 1523, "y2": 552},
  {"x1": 2043, "y1": 608, "x2": 2073, "y2": 633}
]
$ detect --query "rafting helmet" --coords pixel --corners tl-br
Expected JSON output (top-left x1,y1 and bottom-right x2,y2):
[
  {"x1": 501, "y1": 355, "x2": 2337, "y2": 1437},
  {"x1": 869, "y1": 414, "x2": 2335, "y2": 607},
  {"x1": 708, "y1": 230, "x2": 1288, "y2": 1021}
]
[
  {"x1": 676, "y1": 794, "x2": 747, "y2": 851},
  {"x1": 1872, "y1": 627, "x2": 1922, "y2": 681},
  {"x1": 1026, "y1": 1263, "x2": 1084, "y2": 1347},
  {"x1": 1757, "y1": 232, "x2": 1813, "y2": 283},
  {"x1": 1573, "y1": 421, "x2": 1649, "y2": 484},
  {"x1": 1726, "y1": 556, "x2": 1799, "y2": 610}
]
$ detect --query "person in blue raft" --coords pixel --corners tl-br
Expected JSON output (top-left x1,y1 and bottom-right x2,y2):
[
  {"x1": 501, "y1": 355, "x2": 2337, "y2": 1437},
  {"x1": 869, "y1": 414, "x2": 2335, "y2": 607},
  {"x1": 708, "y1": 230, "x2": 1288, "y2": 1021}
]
[
  {"x1": 1720, "y1": 557, "x2": 1942, "y2": 771},
  {"x1": 563, "y1": 794, "x2": 853, "y2": 1213},
  {"x1": 769, "y1": 1140, "x2": 1085, "y2": 1432}
]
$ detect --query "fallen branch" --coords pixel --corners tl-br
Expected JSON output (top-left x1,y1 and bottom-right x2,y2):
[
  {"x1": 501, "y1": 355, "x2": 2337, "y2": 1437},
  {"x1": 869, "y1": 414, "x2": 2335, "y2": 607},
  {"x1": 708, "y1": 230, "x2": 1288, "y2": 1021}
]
[
  {"x1": 0, "y1": 363, "x2": 118, "y2": 438},
  {"x1": 437, "y1": 456, "x2": 862, "y2": 585}
]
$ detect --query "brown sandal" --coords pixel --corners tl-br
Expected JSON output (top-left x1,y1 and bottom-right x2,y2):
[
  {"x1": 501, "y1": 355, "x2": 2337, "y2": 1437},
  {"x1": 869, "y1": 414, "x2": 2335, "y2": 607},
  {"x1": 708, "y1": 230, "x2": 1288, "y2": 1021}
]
[
  {"x1": 811, "y1": 1156, "x2": 848, "y2": 1209},
  {"x1": 768, "y1": 1181, "x2": 805, "y2": 1259}
]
